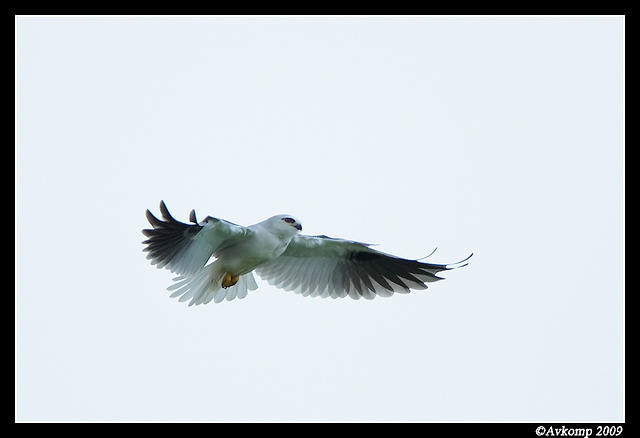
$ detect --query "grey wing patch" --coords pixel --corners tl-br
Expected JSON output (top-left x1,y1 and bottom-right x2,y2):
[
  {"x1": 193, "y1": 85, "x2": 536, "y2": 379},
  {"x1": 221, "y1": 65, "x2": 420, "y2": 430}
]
[{"x1": 309, "y1": 234, "x2": 375, "y2": 247}]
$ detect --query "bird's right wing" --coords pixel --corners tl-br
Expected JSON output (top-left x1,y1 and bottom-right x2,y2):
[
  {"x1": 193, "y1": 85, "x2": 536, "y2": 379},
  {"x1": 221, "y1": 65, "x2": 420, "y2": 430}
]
[
  {"x1": 255, "y1": 234, "x2": 472, "y2": 300},
  {"x1": 142, "y1": 201, "x2": 252, "y2": 276}
]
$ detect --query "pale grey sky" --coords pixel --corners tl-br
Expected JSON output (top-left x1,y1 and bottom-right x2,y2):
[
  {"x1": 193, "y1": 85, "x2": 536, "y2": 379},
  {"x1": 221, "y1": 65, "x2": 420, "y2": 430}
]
[{"x1": 16, "y1": 16, "x2": 624, "y2": 421}]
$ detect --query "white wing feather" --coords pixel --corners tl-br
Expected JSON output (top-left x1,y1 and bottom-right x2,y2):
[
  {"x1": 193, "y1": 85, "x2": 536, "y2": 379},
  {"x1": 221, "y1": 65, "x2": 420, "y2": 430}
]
[{"x1": 255, "y1": 234, "x2": 471, "y2": 300}]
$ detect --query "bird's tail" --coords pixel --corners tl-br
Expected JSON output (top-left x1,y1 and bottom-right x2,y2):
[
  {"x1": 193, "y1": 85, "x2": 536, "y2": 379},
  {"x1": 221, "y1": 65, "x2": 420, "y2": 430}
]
[{"x1": 166, "y1": 260, "x2": 258, "y2": 306}]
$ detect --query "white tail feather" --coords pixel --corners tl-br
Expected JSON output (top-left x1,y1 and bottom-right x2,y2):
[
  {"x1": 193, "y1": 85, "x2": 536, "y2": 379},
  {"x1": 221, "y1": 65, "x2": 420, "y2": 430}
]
[{"x1": 166, "y1": 261, "x2": 259, "y2": 306}]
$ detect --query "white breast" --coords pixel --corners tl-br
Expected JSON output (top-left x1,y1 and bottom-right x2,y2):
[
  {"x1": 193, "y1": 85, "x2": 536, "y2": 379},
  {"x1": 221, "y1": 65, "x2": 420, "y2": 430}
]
[{"x1": 217, "y1": 227, "x2": 292, "y2": 275}]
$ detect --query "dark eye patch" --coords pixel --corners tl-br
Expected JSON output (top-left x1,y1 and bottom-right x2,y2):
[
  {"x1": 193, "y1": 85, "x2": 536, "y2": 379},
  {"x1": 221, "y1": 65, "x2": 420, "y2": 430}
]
[{"x1": 283, "y1": 217, "x2": 295, "y2": 223}]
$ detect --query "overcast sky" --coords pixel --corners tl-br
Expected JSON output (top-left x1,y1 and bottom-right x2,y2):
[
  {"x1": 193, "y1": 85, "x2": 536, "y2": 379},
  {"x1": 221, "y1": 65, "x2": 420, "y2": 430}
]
[{"x1": 16, "y1": 16, "x2": 624, "y2": 421}]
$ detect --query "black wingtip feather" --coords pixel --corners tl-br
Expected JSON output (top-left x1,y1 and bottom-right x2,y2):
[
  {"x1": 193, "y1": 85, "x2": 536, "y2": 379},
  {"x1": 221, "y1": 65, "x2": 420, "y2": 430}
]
[
  {"x1": 416, "y1": 247, "x2": 438, "y2": 260},
  {"x1": 145, "y1": 209, "x2": 163, "y2": 228},
  {"x1": 445, "y1": 252, "x2": 473, "y2": 269},
  {"x1": 141, "y1": 201, "x2": 204, "y2": 273},
  {"x1": 159, "y1": 200, "x2": 176, "y2": 222}
]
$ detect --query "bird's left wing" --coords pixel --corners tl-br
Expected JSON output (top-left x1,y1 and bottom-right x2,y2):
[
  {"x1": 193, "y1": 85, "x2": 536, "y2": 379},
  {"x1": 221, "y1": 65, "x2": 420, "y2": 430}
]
[
  {"x1": 142, "y1": 201, "x2": 252, "y2": 276},
  {"x1": 255, "y1": 234, "x2": 471, "y2": 300}
]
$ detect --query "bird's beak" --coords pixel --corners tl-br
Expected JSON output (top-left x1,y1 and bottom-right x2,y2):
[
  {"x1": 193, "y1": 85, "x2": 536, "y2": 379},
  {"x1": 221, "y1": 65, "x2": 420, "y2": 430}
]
[{"x1": 295, "y1": 223, "x2": 302, "y2": 231}]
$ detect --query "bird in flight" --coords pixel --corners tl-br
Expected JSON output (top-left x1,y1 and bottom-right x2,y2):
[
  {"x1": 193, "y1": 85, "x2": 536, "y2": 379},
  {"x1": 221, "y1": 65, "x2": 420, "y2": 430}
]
[{"x1": 142, "y1": 201, "x2": 472, "y2": 306}]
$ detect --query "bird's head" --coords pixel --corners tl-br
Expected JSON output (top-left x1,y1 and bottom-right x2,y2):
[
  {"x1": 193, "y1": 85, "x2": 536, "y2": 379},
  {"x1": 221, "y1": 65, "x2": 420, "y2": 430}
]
[{"x1": 266, "y1": 214, "x2": 303, "y2": 235}]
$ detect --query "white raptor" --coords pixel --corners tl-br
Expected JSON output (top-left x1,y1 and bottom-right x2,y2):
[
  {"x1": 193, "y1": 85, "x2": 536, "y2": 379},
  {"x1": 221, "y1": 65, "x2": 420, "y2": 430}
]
[{"x1": 142, "y1": 201, "x2": 472, "y2": 305}]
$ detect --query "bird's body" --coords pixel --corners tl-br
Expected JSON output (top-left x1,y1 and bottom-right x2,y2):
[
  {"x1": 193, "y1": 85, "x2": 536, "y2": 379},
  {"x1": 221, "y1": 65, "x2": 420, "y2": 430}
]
[
  {"x1": 226, "y1": 218, "x2": 298, "y2": 274},
  {"x1": 142, "y1": 201, "x2": 471, "y2": 305},
  {"x1": 216, "y1": 217, "x2": 298, "y2": 281}
]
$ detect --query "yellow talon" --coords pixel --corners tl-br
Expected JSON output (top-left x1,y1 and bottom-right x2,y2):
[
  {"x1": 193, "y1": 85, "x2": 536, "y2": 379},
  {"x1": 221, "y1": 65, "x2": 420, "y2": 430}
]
[{"x1": 221, "y1": 272, "x2": 239, "y2": 289}]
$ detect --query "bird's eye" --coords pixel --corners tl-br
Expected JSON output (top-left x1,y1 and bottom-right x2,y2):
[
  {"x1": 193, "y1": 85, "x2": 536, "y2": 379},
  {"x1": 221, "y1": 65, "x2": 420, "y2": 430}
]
[{"x1": 283, "y1": 217, "x2": 295, "y2": 224}]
